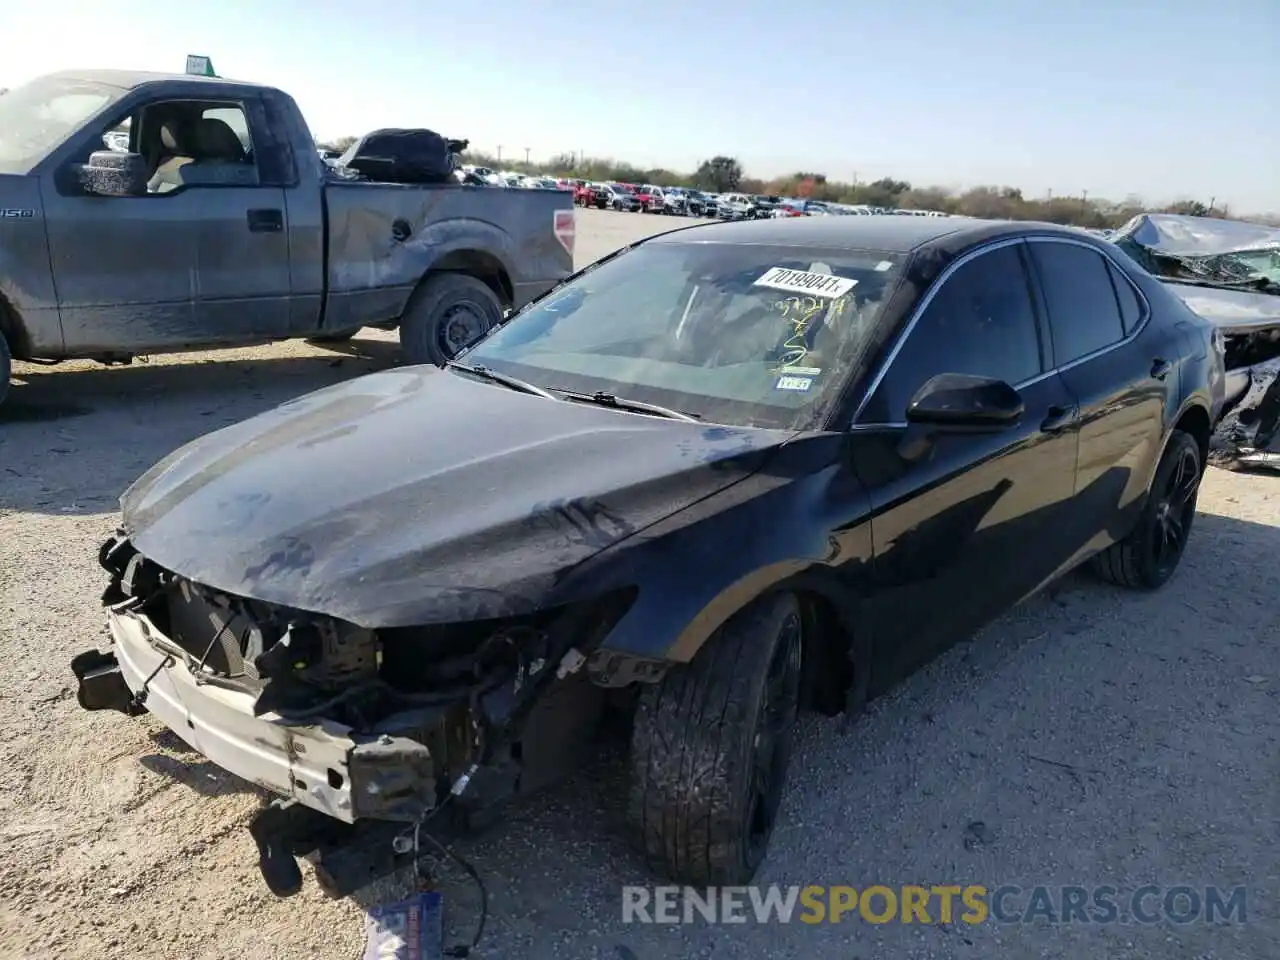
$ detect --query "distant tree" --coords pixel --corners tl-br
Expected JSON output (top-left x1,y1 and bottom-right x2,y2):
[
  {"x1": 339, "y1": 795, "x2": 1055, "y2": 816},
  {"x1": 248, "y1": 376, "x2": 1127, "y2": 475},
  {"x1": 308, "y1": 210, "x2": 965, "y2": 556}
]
[
  {"x1": 548, "y1": 152, "x2": 577, "y2": 171},
  {"x1": 693, "y1": 156, "x2": 742, "y2": 192},
  {"x1": 1163, "y1": 199, "x2": 1211, "y2": 218},
  {"x1": 896, "y1": 186, "x2": 954, "y2": 213},
  {"x1": 852, "y1": 177, "x2": 911, "y2": 208},
  {"x1": 318, "y1": 135, "x2": 359, "y2": 154},
  {"x1": 0, "y1": 88, "x2": 7, "y2": 95}
]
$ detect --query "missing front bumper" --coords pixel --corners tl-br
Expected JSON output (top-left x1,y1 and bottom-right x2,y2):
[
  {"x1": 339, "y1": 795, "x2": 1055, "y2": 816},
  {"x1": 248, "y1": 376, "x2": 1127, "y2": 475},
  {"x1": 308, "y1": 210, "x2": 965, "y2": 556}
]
[{"x1": 77, "y1": 610, "x2": 441, "y2": 824}]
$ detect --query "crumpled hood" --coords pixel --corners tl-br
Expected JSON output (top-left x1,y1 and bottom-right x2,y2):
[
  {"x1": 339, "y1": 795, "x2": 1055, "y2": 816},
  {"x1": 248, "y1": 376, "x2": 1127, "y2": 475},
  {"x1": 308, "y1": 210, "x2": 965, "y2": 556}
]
[
  {"x1": 122, "y1": 367, "x2": 793, "y2": 628},
  {"x1": 1165, "y1": 283, "x2": 1280, "y2": 335}
]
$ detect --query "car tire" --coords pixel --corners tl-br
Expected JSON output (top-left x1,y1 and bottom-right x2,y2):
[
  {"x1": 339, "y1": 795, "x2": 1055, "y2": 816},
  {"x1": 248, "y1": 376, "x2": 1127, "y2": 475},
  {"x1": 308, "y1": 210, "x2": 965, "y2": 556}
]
[
  {"x1": 1090, "y1": 429, "x2": 1203, "y2": 590},
  {"x1": 398, "y1": 273, "x2": 503, "y2": 367},
  {"x1": 0, "y1": 333, "x2": 10, "y2": 408},
  {"x1": 627, "y1": 592, "x2": 803, "y2": 886}
]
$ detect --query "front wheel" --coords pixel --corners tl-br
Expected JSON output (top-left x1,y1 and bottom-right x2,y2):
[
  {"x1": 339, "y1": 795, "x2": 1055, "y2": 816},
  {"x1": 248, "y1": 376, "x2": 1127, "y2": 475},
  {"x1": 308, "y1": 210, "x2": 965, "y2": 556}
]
[
  {"x1": 399, "y1": 273, "x2": 503, "y2": 367},
  {"x1": 627, "y1": 593, "x2": 803, "y2": 886},
  {"x1": 1090, "y1": 429, "x2": 1203, "y2": 589}
]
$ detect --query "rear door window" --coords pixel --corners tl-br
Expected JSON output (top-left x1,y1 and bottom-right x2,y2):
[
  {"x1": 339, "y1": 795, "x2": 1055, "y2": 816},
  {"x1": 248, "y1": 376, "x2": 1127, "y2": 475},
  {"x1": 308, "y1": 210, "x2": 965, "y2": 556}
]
[
  {"x1": 1029, "y1": 241, "x2": 1127, "y2": 365},
  {"x1": 1106, "y1": 260, "x2": 1144, "y2": 335}
]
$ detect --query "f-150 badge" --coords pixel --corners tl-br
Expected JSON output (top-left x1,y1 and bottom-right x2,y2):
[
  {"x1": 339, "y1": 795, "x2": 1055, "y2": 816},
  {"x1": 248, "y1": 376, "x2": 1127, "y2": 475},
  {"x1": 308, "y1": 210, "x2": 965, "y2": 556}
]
[{"x1": 0, "y1": 209, "x2": 36, "y2": 219}]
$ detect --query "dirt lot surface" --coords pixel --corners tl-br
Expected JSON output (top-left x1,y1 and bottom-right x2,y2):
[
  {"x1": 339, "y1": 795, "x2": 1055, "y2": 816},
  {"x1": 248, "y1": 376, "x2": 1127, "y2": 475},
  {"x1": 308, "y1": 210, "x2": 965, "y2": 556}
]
[{"x1": 1, "y1": 207, "x2": 1276, "y2": 959}]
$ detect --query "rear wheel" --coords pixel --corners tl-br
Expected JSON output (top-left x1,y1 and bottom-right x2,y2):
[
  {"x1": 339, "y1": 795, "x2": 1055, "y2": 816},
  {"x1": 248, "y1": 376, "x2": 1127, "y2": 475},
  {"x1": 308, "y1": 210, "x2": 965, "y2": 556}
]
[
  {"x1": 627, "y1": 593, "x2": 803, "y2": 885},
  {"x1": 399, "y1": 273, "x2": 504, "y2": 367},
  {"x1": 1091, "y1": 430, "x2": 1202, "y2": 589}
]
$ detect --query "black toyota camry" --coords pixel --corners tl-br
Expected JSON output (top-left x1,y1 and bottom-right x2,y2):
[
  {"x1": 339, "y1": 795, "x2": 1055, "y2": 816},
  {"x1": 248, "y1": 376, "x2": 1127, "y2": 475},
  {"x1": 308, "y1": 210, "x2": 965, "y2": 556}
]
[{"x1": 74, "y1": 215, "x2": 1225, "y2": 898}]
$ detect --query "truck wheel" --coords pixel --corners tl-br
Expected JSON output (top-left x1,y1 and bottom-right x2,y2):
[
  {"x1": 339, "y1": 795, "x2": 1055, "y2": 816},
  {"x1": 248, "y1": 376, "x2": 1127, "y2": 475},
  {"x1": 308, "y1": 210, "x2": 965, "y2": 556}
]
[
  {"x1": 1090, "y1": 430, "x2": 1202, "y2": 589},
  {"x1": 0, "y1": 334, "x2": 11, "y2": 408},
  {"x1": 399, "y1": 273, "x2": 503, "y2": 367},
  {"x1": 627, "y1": 592, "x2": 803, "y2": 886}
]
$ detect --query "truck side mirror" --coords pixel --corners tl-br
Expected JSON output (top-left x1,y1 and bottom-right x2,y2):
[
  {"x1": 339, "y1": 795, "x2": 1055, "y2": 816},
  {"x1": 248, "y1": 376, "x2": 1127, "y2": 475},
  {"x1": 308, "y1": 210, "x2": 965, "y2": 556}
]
[{"x1": 75, "y1": 150, "x2": 149, "y2": 197}]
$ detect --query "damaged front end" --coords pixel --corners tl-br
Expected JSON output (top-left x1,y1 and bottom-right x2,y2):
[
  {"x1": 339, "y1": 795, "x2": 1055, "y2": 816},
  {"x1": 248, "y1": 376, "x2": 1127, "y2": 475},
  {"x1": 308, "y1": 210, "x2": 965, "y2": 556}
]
[
  {"x1": 1113, "y1": 213, "x2": 1280, "y2": 470},
  {"x1": 75, "y1": 532, "x2": 640, "y2": 896}
]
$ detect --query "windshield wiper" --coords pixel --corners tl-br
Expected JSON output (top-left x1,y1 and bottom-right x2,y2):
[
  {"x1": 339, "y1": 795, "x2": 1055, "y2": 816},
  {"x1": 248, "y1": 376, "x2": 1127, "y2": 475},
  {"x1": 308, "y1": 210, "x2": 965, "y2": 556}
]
[
  {"x1": 552, "y1": 389, "x2": 700, "y2": 422},
  {"x1": 446, "y1": 361, "x2": 559, "y2": 400}
]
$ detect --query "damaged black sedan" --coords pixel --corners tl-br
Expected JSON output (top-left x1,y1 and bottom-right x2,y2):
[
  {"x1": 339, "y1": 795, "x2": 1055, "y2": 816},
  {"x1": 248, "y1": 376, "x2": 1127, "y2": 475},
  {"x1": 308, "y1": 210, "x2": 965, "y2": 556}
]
[{"x1": 74, "y1": 215, "x2": 1223, "y2": 898}]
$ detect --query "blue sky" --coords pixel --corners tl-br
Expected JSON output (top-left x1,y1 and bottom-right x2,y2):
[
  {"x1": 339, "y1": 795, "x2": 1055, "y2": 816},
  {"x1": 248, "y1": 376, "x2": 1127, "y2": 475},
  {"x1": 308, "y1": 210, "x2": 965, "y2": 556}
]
[{"x1": 7, "y1": 1, "x2": 1277, "y2": 211}]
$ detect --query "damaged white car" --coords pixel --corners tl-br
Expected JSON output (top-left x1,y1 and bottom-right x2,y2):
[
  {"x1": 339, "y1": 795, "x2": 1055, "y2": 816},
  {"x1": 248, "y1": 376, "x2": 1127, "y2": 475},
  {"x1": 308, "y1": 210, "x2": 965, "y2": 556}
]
[{"x1": 1112, "y1": 214, "x2": 1280, "y2": 470}]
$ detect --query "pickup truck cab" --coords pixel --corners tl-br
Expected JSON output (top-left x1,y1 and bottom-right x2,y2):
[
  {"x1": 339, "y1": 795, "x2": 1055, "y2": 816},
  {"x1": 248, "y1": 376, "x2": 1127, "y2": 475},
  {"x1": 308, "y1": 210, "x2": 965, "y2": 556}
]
[{"x1": 0, "y1": 70, "x2": 576, "y2": 405}]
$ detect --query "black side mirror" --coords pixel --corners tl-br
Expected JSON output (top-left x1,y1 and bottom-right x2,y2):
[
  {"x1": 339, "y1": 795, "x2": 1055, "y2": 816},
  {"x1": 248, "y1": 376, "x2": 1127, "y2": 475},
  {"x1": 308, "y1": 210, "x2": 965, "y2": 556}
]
[
  {"x1": 74, "y1": 150, "x2": 148, "y2": 198},
  {"x1": 906, "y1": 372, "x2": 1024, "y2": 428},
  {"x1": 897, "y1": 373, "x2": 1023, "y2": 461}
]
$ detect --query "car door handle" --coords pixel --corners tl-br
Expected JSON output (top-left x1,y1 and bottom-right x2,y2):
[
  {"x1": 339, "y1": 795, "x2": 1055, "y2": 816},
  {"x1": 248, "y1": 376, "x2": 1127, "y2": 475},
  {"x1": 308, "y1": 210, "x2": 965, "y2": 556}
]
[
  {"x1": 1150, "y1": 357, "x2": 1173, "y2": 381},
  {"x1": 1040, "y1": 404, "x2": 1079, "y2": 433},
  {"x1": 246, "y1": 208, "x2": 283, "y2": 233}
]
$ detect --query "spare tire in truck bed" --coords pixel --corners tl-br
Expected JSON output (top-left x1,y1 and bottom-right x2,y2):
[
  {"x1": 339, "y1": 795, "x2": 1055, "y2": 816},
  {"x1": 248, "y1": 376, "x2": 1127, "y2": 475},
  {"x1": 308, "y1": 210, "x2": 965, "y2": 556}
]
[{"x1": 339, "y1": 128, "x2": 457, "y2": 184}]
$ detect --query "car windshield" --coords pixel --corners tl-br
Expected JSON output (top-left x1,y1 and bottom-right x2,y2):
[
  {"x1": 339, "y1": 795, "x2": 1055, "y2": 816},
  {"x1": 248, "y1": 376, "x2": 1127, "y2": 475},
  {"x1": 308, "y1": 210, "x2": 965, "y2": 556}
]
[
  {"x1": 613, "y1": 184, "x2": 634, "y2": 192},
  {"x1": 0, "y1": 75, "x2": 126, "y2": 174},
  {"x1": 464, "y1": 242, "x2": 904, "y2": 430}
]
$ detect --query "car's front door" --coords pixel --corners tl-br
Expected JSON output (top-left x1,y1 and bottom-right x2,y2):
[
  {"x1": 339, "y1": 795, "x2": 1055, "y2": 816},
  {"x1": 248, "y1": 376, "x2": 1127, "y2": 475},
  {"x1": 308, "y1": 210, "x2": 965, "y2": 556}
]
[
  {"x1": 845, "y1": 240, "x2": 1082, "y2": 682},
  {"x1": 1025, "y1": 237, "x2": 1177, "y2": 561}
]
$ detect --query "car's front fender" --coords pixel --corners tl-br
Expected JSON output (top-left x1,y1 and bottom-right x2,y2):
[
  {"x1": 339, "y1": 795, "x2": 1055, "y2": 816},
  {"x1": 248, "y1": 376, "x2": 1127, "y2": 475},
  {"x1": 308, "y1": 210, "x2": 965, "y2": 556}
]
[{"x1": 557, "y1": 434, "x2": 871, "y2": 665}]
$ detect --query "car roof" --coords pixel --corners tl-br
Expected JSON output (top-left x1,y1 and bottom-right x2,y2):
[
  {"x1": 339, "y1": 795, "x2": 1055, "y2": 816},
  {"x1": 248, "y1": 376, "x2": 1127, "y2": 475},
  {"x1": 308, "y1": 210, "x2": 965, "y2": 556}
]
[{"x1": 647, "y1": 215, "x2": 1089, "y2": 254}]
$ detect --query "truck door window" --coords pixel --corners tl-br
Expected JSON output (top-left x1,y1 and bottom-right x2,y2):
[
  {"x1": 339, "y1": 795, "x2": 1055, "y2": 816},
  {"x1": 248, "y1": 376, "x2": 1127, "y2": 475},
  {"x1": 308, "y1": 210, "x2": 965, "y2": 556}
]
[{"x1": 140, "y1": 100, "x2": 260, "y2": 193}]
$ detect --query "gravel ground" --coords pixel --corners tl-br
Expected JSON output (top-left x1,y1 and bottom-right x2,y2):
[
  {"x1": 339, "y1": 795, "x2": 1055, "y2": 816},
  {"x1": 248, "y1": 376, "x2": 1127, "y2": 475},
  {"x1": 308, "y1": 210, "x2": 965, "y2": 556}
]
[{"x1": 1, "y1": 207, "x2": 1276, "y2": 960}]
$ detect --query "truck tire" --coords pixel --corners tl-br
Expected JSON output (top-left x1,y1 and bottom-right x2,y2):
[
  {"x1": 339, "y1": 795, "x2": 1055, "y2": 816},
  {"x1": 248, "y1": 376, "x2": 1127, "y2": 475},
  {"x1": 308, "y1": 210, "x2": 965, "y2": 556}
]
[
  {"x1": 627, "y1": 592, "x2": 803, "y2": 886},
  {"x1": 1090, "y1": 430, "x2": 1202, "y2": 589},
  {"x1": 0, "y1": 333, "x2": 11, "y2": 408},
  {"x1": 399, "y1": 273, "x2": 503, "y2": 367}
]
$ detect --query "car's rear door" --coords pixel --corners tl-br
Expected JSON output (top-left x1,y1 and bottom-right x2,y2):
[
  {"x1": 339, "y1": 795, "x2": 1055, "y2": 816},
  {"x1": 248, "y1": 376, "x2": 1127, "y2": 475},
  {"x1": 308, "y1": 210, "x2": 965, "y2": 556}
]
[
  {"x1": 845, "y1": 240, "x2": 1081, "y2": 680},
  {"x1": 1024, "y1": 237, "x2": 1175, "y2": 561}
]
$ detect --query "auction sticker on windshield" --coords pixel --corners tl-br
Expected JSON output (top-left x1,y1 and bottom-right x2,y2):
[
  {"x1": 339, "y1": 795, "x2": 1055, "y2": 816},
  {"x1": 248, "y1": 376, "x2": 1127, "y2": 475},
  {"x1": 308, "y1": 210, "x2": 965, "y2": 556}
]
[
  {"x1": 754, "y1": 267, "x2": 857, "y2": 299},
  {"x1": 775, "y1": 375, "x2": 815, "y2": 392}
]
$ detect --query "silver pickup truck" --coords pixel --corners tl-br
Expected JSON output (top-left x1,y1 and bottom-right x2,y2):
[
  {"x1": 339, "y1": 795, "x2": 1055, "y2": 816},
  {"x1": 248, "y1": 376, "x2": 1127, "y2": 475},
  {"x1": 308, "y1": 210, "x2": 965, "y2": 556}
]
[{"x1": 0, "y1": 70, "x2": 576, "y2": 406}]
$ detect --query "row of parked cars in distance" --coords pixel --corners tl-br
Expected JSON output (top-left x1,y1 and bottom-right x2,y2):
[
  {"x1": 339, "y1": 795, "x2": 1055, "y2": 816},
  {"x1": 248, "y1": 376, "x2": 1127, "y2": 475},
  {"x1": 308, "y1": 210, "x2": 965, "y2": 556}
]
[
  {"x1": 450, "y1": 163, "x2": 957, "y2": 221},
  {"x1": 564, "y1": 181, "x2": 954, "y2": 220}
]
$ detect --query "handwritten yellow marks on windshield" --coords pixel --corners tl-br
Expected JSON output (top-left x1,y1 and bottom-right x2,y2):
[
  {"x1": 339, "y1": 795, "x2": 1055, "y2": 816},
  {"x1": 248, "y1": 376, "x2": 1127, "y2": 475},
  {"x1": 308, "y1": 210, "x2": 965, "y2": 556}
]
[{"x1": 772, "y1": 293, "x2": 852, "y2": 371}]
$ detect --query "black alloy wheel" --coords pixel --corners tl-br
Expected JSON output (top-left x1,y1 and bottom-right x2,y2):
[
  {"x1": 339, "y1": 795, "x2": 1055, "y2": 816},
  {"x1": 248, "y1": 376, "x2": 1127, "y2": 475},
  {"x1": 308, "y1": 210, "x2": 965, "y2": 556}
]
[{"x1": 1091, "y1": 429, "x2": 1203, "y2": 589}]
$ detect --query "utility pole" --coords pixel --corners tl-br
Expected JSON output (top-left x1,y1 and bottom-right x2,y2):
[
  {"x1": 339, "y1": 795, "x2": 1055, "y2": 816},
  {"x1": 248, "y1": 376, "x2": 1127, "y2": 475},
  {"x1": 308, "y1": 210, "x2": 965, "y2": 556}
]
[
  {"x1": 497, "y1": 145, "x2": 502, "y2": 162},
  {"x1": 1047, "y1": 188, "x2": 1053, "y2": 201},
  {"x1": 1208, "y1": 196, "x2": 1216, "y2": 212},
  {"x1": 1081, "y1": 189, "x2": 1088, "y2": 213},
  {"x1": 524, "y1": 147, "x2": 531, "y2": 165}
]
